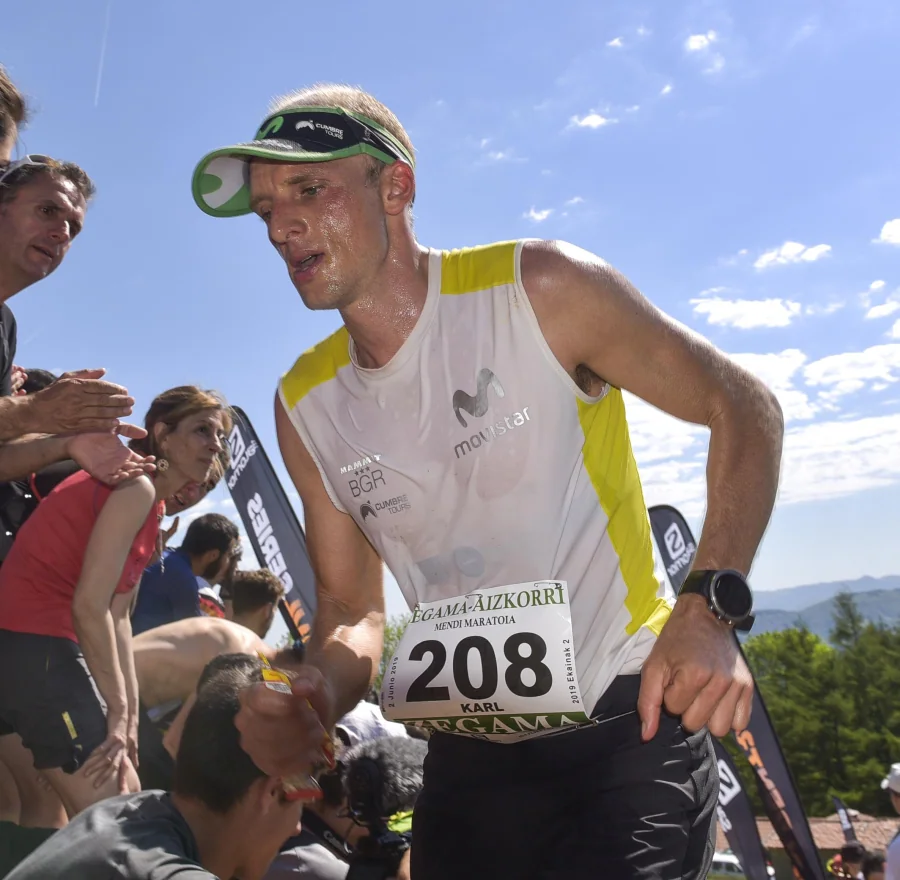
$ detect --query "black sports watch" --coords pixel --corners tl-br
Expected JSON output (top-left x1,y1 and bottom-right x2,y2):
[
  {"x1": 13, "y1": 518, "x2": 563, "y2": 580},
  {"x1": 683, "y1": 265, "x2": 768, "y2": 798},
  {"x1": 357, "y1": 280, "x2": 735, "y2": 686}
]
[{"x1": 678, "y1": 569, "x2": 755, "y2": 632}]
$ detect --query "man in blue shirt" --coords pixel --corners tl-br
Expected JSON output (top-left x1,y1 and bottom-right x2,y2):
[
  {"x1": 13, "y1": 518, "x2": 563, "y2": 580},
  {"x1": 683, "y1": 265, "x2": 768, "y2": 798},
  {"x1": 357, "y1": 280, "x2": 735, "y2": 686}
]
[{"x1": 132, "y1": 514, "x2": 240, "y2": 635}]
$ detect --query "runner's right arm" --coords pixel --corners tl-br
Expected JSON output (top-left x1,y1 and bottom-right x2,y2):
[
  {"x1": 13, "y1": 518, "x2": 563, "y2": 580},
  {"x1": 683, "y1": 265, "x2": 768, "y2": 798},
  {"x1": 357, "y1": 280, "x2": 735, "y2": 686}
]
[
  {"x1": 233, "y1": 395, "x2": 385, "y2": 780},
  {"x1": 273, "y1": 392, "x2": 385, "y2": 726}
]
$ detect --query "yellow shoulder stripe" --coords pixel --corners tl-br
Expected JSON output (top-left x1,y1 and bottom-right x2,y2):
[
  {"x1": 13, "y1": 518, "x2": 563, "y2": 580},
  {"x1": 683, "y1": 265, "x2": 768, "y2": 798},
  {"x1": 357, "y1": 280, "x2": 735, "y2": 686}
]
[
  {"x1": 440, "y1": 240, "x2": 518, "y2": 296},
  {"x1": 280, "y1": 327, "x2": 351, "y2": 410}
]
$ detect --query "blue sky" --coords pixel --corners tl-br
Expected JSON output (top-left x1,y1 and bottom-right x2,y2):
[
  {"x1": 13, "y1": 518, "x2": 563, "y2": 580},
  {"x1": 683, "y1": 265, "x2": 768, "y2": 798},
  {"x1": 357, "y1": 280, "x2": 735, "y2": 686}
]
[{"x1": 3, "y1": 0, "x2": 899, "y2": 638}]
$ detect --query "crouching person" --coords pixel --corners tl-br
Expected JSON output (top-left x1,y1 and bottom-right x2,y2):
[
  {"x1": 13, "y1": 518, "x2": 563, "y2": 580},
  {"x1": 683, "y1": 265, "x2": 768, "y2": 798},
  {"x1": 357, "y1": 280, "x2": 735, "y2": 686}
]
[{"x1": 6, "y1": 656, "x2": 305, "y2": 880}]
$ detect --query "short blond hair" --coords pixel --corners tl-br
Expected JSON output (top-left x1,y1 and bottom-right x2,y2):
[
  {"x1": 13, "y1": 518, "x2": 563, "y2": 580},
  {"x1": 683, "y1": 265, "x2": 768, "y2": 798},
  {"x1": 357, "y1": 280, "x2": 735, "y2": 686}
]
[{"x1": 269, "y1": 82, "x2": 415, "y2": 164}]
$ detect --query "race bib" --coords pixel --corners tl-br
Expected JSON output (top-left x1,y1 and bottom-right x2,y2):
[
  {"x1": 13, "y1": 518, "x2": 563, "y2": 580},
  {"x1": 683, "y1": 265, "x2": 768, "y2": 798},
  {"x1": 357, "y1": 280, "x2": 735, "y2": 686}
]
[{"x1": 380, "y1": 580, "x2": 594, "y2": 743}]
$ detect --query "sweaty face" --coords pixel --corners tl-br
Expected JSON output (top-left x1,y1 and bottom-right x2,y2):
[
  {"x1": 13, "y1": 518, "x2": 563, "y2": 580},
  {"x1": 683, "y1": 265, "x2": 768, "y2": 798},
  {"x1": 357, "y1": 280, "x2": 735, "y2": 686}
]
[
  {"x1": 0, "y1": 174, "x2": 86, "y2": 294},
  {"x1": 248, "y1": 156, "x2": 389, "y2": 311},
  {"x1": 160, "y1": 409, "x2": 227, "y2": 486}
]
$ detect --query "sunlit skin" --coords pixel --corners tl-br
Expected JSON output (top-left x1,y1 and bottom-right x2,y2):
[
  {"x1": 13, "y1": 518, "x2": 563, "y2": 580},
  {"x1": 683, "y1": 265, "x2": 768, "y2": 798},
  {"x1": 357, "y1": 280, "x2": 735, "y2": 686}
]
[
  {"x1": 165, "y1": 480, "x2": 209, "y2": 516},
  {"x1": 154, "y1": 410, "x2": 228, "y2": 503},
  {"x1": 0, "y1": 174, "x2": 86, "y2": 301},
  {"x1": 248, "y1": 156, "x2": 427, "y2": 370}
]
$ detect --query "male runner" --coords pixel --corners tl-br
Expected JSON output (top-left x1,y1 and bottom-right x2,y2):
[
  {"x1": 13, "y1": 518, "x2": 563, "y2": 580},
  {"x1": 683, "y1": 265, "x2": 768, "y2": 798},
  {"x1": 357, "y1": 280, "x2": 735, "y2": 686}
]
[{"x1": 191, "y1": 84, "x2": 784, "y2": 879}]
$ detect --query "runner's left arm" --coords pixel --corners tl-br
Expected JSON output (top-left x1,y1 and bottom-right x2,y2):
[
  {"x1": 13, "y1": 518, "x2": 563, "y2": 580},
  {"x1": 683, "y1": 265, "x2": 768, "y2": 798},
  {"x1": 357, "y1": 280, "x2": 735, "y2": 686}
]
[
  {"x1": 520, "y1": 239, "x2": 783, "y2": 578},
  {"x1": 520, "y1": 240, "x2": 783, "y2": 737}
]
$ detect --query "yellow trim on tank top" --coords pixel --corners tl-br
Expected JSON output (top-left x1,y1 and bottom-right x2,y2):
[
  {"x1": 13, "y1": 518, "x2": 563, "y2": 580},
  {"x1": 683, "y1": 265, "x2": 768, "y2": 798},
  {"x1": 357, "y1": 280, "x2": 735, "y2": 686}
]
[
  {"x1": 280, "y1": 327, "x2": 352, "y2": 411},
  {"x1": 440, "y1": 241, "x2": 518, "y2": 295},
  {"x1": 577, "y1": 391, "x2": 671, "y2": 636}
]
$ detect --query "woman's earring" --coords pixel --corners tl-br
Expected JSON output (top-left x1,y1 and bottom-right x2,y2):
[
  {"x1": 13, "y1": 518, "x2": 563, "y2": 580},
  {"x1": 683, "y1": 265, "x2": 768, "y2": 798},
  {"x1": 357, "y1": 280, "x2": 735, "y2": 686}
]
[{"x1": 156, "y1": 458, "x2": 170, "y2": 473}]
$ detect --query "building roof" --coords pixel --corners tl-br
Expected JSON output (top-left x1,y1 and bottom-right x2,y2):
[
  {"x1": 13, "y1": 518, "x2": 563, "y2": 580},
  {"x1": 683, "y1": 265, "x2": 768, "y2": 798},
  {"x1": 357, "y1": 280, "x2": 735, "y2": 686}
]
[{"x1": 716, "y1": 812, "x2": 899, "y2": 854}]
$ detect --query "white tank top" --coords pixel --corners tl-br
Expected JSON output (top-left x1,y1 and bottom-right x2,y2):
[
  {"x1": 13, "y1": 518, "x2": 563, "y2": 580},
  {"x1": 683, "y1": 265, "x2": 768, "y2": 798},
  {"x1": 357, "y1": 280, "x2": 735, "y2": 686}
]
[{"x1": 279, "y1": 240, "x2": 671, "y2": 714}]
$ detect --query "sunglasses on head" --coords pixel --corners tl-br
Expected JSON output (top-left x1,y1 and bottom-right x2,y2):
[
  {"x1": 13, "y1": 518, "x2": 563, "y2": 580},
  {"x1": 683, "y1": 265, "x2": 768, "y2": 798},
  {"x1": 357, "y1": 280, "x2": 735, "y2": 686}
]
[{"x1": 0, "y1": 154, "x2": 57, "y2": 186}]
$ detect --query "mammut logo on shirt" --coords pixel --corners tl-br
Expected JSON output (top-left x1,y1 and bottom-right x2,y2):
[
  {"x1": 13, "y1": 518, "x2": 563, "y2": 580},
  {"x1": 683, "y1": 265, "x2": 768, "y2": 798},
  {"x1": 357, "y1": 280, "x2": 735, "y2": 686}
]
[
  {"x1": 452, "y1": 368, "x2": 505, "y2": 427},
  {"x1": 295, "y1": 120, "x2": 315, "y2": 130}
]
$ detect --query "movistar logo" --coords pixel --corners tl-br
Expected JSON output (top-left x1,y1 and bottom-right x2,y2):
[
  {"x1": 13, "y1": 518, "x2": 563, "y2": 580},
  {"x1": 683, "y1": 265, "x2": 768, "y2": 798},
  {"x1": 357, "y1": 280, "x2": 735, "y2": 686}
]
[
  {"x1": 256, "y1": 116, "x2": 284, "y2": 139},
  {"x1": 452, "y1": 368, "x2": 505, "y2": 428}
]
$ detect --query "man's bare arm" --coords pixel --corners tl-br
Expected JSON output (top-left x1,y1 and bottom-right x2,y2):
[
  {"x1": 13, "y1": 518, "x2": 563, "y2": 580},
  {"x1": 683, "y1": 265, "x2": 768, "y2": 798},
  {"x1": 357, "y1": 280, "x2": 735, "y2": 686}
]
[
  {"x1": 0, "y1": 434, "x2": 69, "y2": 481},
  {"x1": 0, "y1": 368, "x2": 134, "y2": 443},
  {"x1": 522, "y1": 240, "x2": 784, "y2": 576},
  {"x1": 274, "y1": 392, "x2": 385, "y2": 727}
]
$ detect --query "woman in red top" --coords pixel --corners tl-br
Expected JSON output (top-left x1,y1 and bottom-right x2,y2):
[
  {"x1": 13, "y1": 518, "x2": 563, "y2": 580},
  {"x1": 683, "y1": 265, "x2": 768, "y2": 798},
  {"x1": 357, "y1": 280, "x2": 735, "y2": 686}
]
[{"x1": 0, "y1": 385, "x2": 231, "y2": 816}]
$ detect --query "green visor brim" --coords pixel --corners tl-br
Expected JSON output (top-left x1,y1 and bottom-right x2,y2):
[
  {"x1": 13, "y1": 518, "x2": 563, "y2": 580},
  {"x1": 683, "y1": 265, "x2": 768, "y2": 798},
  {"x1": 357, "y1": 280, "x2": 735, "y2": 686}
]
[{"x1": 191, "y1": 139, "x2": 399, "y2": 218}]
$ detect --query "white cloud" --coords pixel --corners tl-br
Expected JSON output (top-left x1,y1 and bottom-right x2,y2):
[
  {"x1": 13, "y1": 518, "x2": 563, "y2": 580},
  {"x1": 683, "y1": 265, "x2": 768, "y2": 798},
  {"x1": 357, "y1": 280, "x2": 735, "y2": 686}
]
[
  {"x1": 685, "y1": 30, "x2": 717, "y2": 51},
  {"x1": 524, "y1": 207, "x2": 553, "y2": 223},
  {"x1": 805, "y1": 302, "x2": 845, "y2": 316},
  {"x1": 565, "y1": 196, "x2": 584, "y2": 206},
  {"x1": 691, "y1": 295, "x2": 802, "y2": 329},
  {"x1": 875, "y1": 219, "x2": 900, "y2": 245},
  {"x1": 570, "y1": 112, "x2": 616, "y2": 129},
  {"x1": 860, "y1": 281, "x2": 888, "y2": 309},
  {"x1": 803, "y1": 344, "x2": 900, "y2": 400},
  {"x1": 637, "y1": 25, "x2": 649, "y2": 37},
  {"x1": 754, "y1": 241, "x2": 832, "y2": 270},
  {"x1": 626, "y1": 104, "x2": 641, "y2": 113},
  {"x1": 626, "y1": 343, "x2": 900, "y2": 514},
  {"x1": 731, "y1": 349, "x2": 808, "y2": 392},
  {"x1": 479, "y1": 137, "x2": 491, "y2": 148},
  {"x1": 891, "y1": 319, "x2": 900, "y2": 340},
  {"x1": 704, "y1": 54, "x2": 725, "y2": 74},
  {"x1": 487, "y1": 150, "x2": 512, "y2": 161},
  {"x1": 866, "y1": 301, "x2": 900, "y2": 320},
  {"x1": 607, "y1": 37, "x2": 623, "y2": 48},
  {"x1": 660, "y1": 83, "x2": 673, "y2": 96},
  {"x1": 778, "y1": 414, "x2": 900, "y2": 503}
]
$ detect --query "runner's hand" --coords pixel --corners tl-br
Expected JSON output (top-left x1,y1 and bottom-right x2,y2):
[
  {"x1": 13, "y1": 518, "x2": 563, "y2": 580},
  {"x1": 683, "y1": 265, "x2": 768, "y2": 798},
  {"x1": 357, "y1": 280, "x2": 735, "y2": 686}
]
[
  {"x1": 235, "y1": 666, "x2": 336, "y2": 779},
  {"x1": 25, "y1": 368, "x2": 135, "y2": 434},
  {"x1": 66, "y1": 426, "x2": 156, "y2": 485},
  {"x1": 637, "y1": 593, "x2": 754, "y2": 740},
  {"x1": 83, "y1": 712, "x2": 129, "y2": 789},
  {"x1": 10, "y1": 365, "x2": 27, "y2": 395}
]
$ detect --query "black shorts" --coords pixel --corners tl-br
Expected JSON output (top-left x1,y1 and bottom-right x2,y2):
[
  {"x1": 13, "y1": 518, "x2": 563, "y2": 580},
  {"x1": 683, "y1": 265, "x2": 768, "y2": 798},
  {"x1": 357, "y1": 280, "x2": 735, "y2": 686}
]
[
  {"x1": 0, "y1": 631, "x2": 107, "y2": 773},
  {"x1": 136, "y1": 702, "x2": 176, "y2": 791},
  {"x1": 411, "y1": 674, "x2": 718, "y2": 880}
]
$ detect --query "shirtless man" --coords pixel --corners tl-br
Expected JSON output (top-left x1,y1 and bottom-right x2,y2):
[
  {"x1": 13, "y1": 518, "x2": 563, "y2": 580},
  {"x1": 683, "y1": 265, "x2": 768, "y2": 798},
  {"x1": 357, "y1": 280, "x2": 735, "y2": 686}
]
[{"x1": 132, "y1": 617, "x2": 297, "y2": 791}]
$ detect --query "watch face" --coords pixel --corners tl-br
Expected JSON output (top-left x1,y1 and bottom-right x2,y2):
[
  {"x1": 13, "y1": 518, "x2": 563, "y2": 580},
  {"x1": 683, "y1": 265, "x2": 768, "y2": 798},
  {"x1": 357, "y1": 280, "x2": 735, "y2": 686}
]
[{"x1": 712, "y1": 572, "x2": 753, "y2": 619}]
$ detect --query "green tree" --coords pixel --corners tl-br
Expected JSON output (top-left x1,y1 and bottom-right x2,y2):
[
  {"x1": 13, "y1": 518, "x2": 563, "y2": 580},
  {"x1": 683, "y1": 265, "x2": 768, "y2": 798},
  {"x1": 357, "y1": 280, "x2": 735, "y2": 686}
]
[
  {"x1": 372, "y1": 613, "x2": 412, "y2": 694},
  {"x1": 728, "y1": 594, "x2": 900, "y2": 817}
]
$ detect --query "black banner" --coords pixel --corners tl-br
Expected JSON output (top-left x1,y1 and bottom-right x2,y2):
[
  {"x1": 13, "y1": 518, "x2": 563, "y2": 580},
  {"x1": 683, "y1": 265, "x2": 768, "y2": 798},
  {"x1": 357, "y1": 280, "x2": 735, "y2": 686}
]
[
  {"x1": 713, "y1": 738, "x2": 772, "y2": 880},
  {"x1": 224, "y1": 406, "x2": 315, "y2": 642},
  {"x1": 832, "y1": 796, "x2": 858, "y2": 843},
  {"x1": 647, "y1": 505, "x2": 826, "y2": 880},
  {"x1": 647, "y1": 504, "x2": 698, "y2": 592}
]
